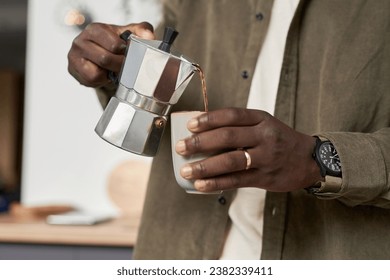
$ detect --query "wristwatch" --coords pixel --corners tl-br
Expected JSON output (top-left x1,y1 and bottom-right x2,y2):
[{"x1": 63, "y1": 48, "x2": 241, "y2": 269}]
[
  {"x1": 313, "y1": 137, "x2": 342, "y2": 178},
  {"x1": 306, "y1": 137, "x2": 342, "y2": 195}
]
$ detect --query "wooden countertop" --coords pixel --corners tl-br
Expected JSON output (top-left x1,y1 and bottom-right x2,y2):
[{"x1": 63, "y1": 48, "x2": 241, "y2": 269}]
[
  {"x1": 0, "y1": 214, "x2": 139, "y2": 247},
  {"x1": 0, "y1": 161, "x2": 150, "y2": 248}
]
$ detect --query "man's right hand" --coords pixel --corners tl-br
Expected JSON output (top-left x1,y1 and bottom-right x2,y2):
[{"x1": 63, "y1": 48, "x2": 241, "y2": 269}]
[{"x1": 67, "y1": 22, "x2": 155, "y2": 88}]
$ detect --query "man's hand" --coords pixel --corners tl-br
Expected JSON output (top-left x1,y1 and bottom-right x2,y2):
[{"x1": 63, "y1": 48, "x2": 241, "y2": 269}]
[
  {"x1": 67, "y1": 22, "x2": 155, "y2": 88},
  {"x1": 175, "y1": 108, "x2": 322, "y2": 193}
]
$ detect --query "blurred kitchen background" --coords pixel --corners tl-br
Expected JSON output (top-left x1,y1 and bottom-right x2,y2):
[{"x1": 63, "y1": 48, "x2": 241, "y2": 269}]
[
  {"x1": 0, "y1": 0, "x2": 161, "y2": 259},
  {"x1": 0, "y1": 0, "x2": 161, "y2": 260},
  {"x1": 0, "y1": 0, "x2": 27, "y2": 210}
]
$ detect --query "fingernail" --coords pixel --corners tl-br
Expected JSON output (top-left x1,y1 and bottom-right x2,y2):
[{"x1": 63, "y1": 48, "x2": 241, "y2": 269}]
[
  {"x1": 194, "y1": 180, "x2": 206, "y2": 191},
  {"x1": 187, "y1": 118, "x2": 199, "y2": 130},
  {"x1": 180, "y1": 165, "x2": 193, "y2": 179},
  {"x1": 120, "y1": 44, "x2": 127, "y2": 50},
  {"x1": 175, "y1": 140, "x2": 186, "y2": 154}
]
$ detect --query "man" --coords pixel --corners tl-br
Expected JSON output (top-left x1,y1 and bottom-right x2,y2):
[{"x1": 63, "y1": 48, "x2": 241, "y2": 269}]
[{"x1": 68, "y1": 0, "x2": 390, "y2": 259}]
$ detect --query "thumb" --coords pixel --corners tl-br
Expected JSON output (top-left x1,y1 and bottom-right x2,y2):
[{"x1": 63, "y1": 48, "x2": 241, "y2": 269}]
[{"x1": 120, "y1": 22, "x2": 155, "y2": 40}]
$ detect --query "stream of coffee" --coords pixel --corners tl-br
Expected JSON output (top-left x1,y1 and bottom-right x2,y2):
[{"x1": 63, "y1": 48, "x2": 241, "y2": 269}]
[{"x1": 194, "y1": 64, "x2": 209, "y2": 112}]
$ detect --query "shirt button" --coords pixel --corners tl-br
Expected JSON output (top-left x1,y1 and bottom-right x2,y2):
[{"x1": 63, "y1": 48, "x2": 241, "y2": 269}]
[
  {"x1": 218, "y1": 195, "x2": 226, "y2": 205},
  {"x1": 241, "y1": 70, "x2": 249, "y2": 79},
  {"x1": 255, "y1": 13, "x2": 264, "y2": 21},
  {"x1": 272, "y1": 207, "x2": 277, "y2": 216}
]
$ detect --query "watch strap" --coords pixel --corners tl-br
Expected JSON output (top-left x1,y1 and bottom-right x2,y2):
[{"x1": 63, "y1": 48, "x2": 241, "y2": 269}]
[{"x1": 306, "y1": 175, "x2": 342, "y2": 195}]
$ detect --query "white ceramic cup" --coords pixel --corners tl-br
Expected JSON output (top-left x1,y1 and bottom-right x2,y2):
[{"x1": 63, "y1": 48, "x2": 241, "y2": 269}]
[{"x1": 171, "y1": 111, "x2": 216, "y2": 194}]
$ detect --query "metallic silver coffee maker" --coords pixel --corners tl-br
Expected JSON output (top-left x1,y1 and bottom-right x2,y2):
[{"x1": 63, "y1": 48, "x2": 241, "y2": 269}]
[{"x1": 95, "y1": 27, "x2": 198, "y2": 156}]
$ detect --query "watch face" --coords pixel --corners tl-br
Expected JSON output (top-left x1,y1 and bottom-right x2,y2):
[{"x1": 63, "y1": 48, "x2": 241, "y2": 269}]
[{"x1": 318, "y1": 142, "x2": 342, "y2": 176}]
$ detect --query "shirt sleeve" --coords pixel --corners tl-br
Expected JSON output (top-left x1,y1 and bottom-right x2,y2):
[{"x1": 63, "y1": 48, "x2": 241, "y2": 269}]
[
  {"x1": 156, "y1": 0, "x2": 182, "y2": 36},
  {"x1": 314, "y1": 127, "x2": 390, "y2": 208}
]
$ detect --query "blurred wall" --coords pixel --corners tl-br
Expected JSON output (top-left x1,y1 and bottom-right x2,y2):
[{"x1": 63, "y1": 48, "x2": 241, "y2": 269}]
[{"x1": 22, "y1": 0, "x2": 162, "y2": 214}]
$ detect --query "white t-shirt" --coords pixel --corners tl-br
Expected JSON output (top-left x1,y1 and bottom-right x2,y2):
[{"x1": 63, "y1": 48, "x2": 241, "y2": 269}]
[{"x1": 220, "y1": 0, "x2": 300, "y2": 260}]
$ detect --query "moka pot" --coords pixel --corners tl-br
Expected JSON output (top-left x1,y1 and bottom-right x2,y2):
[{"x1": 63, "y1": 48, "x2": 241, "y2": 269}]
[{"x1": 95, "y1": 27, "x2": 198, "y2": 156}]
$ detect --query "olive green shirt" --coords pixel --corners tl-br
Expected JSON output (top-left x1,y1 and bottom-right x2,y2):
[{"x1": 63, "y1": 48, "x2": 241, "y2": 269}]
[{"x1": 98, "y1": 0, "x2": 390, "y2": 259}]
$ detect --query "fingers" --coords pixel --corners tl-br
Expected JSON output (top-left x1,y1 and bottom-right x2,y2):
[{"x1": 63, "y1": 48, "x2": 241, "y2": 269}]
[
  {"x1": 175, "y1": 109, "x2": 272, "y2": 156},
  {"x1": 174, "y1": 107, "x2": 321, "y2": 193},
  {"x1": 180, "y1": 149, "x2": 250, "y2": 178},
  {"x1": 180, "y1": 149, "x2": 257, "y2": 192},
  {"x1": 125, "y1": 22, "x2": 155, "y2": 39},
  {"x1": 67, "y1": 57, "x2": 109, "y2": 88},
  {"x1": 75, "y1": 38, "x2": 125, "y2": 72},
  {"x1": 83, "y1": 23, "x2": 128, "y2": 54},
  {"x1": 187, "y1": 108, "x2": 271, "y2": 133},
  {"x1": 67, "y1": 21, "x2": 155, "y2": 88},
  {"x1": 194, "y1": 171, "x2": 256, "y2": 192},
  {"x1": 68, "y1": 23, "x2": 124, "y2": 87},
  {"x1": 68, "y1": 36, "x2": 124, "y2": 87},
  {"x1": 176, "y1": 126, "x2": 260, "y2": 155}
]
